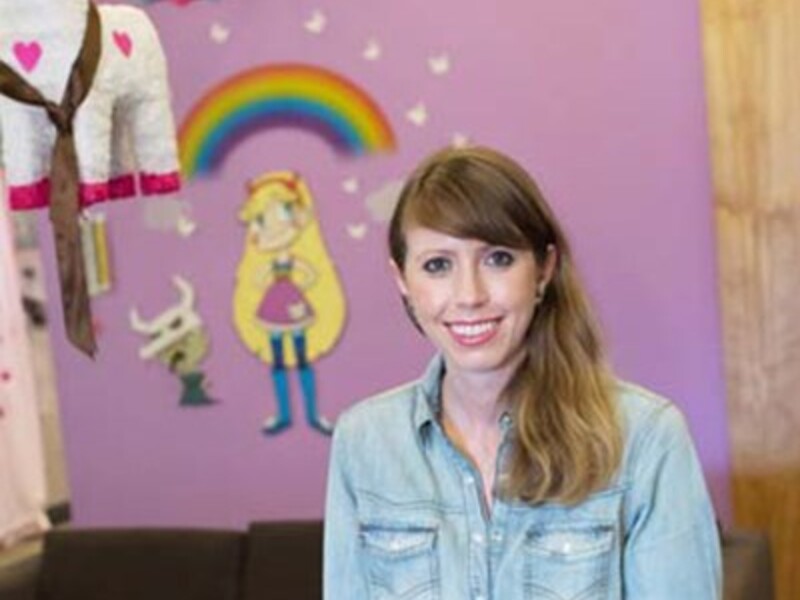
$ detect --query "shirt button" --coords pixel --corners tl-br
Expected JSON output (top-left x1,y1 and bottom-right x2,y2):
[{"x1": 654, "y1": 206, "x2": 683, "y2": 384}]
[
  {"x1": 491, "y1": 530, "x2": 503, "y2": 543},
  {"x1": 471, "y1": 532, "x2": 484, "y2": 544},
  {"x1": 475, "y1": 596, "x2": 485, "y2": 600},
  {"x1": 463, "y1": 475, "x2": 475, "y2": 486},
  {"x1": 563, "y1": 542, "x2": 572, "y2": 553}
]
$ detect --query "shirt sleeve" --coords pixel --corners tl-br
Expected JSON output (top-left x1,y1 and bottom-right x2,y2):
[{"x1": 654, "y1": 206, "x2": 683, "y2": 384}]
[
  {"x1": 323, "y1": 416, "x2": 369, "y2": 600},
  {"x1": 623, "y1": 404, "x2": 723, "y2": 599}
]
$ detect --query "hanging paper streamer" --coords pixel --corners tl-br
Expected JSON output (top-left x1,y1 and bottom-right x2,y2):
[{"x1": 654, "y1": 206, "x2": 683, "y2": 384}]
[
  {"x1": 179, "y1": 63, "x2": 397, "y2": 178},
  {"x1": 80, "y1": 212, "x2": 113, "y2": 297}
]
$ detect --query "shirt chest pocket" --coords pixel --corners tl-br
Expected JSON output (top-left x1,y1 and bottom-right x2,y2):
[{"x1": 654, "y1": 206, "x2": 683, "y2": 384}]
[
  {"x1": 360, "y1": 524, "x2": 439, "y2": 600},
  {"x1": 525, "y1": 522, "x2": 615, "y2": 600}
]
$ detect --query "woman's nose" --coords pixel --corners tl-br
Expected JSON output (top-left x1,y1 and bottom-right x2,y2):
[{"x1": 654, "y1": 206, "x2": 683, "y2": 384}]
[{"x1": 455, "y1": 266, "x2": 488, "y2": 307}]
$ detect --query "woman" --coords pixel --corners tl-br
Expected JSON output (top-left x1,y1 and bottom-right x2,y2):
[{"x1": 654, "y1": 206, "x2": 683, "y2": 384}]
[{"x1": 324, "y1": 146, "x2": 721, "y2": 599}]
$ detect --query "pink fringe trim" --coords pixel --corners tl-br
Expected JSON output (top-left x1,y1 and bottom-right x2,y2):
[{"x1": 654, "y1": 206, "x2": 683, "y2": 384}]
[
  {"x1": 81, "y1": 175, "x2": 137, "y2": 206},
  {"x1": 7, "y1": 179, "x2": 51, "y2": 210},
  {"x1": 141, "y1": 171, "x2": 181, "y2": 195},
  {"x1": 7, "y1": 171, "x2": 181, "y2": 211}
]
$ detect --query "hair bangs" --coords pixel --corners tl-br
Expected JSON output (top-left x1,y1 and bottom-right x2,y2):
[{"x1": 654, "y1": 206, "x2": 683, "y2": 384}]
[{"x1": 402, "y1": 177, "x2": 532, "y2": 251}]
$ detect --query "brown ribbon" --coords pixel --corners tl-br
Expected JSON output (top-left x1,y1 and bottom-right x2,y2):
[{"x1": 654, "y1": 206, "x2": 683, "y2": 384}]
[{"x1": 0, "y1": 3, "x2": 102, "y2": 357}]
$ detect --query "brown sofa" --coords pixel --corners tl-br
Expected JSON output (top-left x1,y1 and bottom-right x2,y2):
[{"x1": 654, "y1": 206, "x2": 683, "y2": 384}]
[
  {"x1": 721, "y1": 528, "x2": 775, "y2": 600},
  {"x1": 0, "y1": 522, "x2": 772, "y2": 599},
  {"x1": 0, "y1": 521, "x2": 321, "y2": 600}
]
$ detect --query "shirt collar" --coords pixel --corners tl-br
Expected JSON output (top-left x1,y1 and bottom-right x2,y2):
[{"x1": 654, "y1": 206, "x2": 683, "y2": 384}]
[
  {"x1": 413, "y1": 354, "x2": 445, "y2": 435},
  {"x1": 413, "y1": 354, "x2": 515, "y2": 438}
]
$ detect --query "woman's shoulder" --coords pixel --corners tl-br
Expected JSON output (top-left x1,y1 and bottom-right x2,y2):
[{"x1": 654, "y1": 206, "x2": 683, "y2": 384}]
[
  {"x1": 334, "y1": 379, "x2": 422, "y2": 435},
  {"x1": 614, "y1": 380, "x2": 673, "y2": 420},
  {"x1": 335, "y1": 355, "x2": 443, "y2": 438},
  {"x1": 613, "y1": 380, "x2": 695, "y2": 462}
]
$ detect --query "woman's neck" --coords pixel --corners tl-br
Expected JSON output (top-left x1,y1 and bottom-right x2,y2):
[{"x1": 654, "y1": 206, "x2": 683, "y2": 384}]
[
  {"x1": 440, "y1": 350, "x2": 525, "y2": 431},
  {"x1": 441, "y1": 371, "x2": 508, "y2": 431},
  {"x1": 440, "y1": 368, "x2": 515, "y2": 514}
]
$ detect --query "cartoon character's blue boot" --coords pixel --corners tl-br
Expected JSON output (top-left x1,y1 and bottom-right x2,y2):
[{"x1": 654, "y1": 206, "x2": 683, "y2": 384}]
[
  {"x1": 263, "y1": 367, "x2": 292, "y2": 435},
  {"x1": 298, "y1": 365, "x2": 333, "y2": 436}
]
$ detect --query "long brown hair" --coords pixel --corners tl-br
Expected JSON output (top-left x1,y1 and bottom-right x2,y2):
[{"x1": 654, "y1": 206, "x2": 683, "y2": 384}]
[{"x1": 389, "y1": 146, "x2": 622, "y2": 504}]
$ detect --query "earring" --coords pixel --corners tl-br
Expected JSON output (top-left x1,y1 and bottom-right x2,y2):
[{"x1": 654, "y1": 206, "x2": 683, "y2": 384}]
[{"x1": 536, "y1": 282, "x2": 547, "y2": 302}]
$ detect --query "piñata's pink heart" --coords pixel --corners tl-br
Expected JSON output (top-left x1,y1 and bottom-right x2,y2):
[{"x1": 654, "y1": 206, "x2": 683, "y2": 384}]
[
  {"x1": 13, "y1": 41, "x2": 42, "y2": 73},
  {"x1": 113, "y1": 31, "x2": 133, "y2": 57}
]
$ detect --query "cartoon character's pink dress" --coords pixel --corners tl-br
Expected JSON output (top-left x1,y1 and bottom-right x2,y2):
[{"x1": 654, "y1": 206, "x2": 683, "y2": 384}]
[{"x1": 257, "y1": 258, "x2": 314, "y2": 326}]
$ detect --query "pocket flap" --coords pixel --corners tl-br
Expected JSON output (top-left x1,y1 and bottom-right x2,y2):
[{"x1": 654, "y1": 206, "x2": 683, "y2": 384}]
[
  {"x1": 360, "y1": 525, "x2": 437, "y2": 558},
  {"x1": 527, "y1": 523, "x2": 614, "y2": 560}
]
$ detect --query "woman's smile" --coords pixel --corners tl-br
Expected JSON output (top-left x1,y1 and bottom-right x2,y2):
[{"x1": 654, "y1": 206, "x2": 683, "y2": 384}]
[{"x1": 445, "y1": 317, "x2": 502, "y2": 346}]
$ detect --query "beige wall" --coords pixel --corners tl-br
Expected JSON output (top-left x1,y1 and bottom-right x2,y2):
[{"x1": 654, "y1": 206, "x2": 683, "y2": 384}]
[{"x1": 701, "y1": 1, "x2": 800, "y2": 598}]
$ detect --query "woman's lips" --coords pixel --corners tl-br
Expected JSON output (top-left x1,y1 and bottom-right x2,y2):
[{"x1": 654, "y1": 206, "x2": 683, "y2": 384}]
[{"x1": 446, "y1": 318, "x2": 502, "y2": 347}]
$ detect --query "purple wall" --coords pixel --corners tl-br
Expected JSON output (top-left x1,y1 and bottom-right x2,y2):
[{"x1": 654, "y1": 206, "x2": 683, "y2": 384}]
[{"x1": 41, "y1": 0, "x2": 731, "y2": 526}]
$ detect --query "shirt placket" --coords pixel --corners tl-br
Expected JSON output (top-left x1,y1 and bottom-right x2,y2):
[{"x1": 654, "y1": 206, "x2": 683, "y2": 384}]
[
  {"x1": 435, "y1": 414, "x2": 514, "y2": 600},
  {"x1": 487, "y1": 415, "x2": 513, "y2": 597}
]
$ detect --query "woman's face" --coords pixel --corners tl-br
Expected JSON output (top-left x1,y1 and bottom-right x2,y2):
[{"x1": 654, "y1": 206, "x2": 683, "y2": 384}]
[{"x1": 394, "y1": 226, "x2": 554, "y2": 381}]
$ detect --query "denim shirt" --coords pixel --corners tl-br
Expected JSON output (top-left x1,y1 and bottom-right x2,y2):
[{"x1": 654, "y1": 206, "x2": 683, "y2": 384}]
[{"x1": 324, "y1": 355, "x2": 722, "y2": 600}]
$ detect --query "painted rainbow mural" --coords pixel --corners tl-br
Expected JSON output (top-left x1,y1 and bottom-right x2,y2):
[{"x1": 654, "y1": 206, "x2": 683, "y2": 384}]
[{"x1": 179, "y1": 63, "x2": 397, "y2": 178}]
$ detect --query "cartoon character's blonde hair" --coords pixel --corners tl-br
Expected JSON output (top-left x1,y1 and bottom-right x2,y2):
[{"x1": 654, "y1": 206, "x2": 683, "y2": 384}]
[{"x1": 233, "y1": 171, "x2": 347, "y2": 366}]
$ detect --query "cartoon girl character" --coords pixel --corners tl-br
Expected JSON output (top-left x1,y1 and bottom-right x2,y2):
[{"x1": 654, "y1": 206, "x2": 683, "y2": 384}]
[{"x1": 233, "y1": 171, "x2": 346, "y2": 435}]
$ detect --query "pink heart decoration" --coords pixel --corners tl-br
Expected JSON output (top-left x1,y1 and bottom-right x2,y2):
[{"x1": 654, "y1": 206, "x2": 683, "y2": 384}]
[
  {"x1": 13, "y1": 41, "x2": 42, "y2": 73},
  {"x1": 113, "y1": 31, "x2": 133, "y2": 58}
]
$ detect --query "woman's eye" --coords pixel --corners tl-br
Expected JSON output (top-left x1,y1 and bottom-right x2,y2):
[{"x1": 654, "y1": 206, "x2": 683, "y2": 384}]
[
  {"x1": 422, "y1": 257, "x2": 451, "y2": 274},
  {"x1": 486, "y1": 249, "x2": 514, "y2": 268}
]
